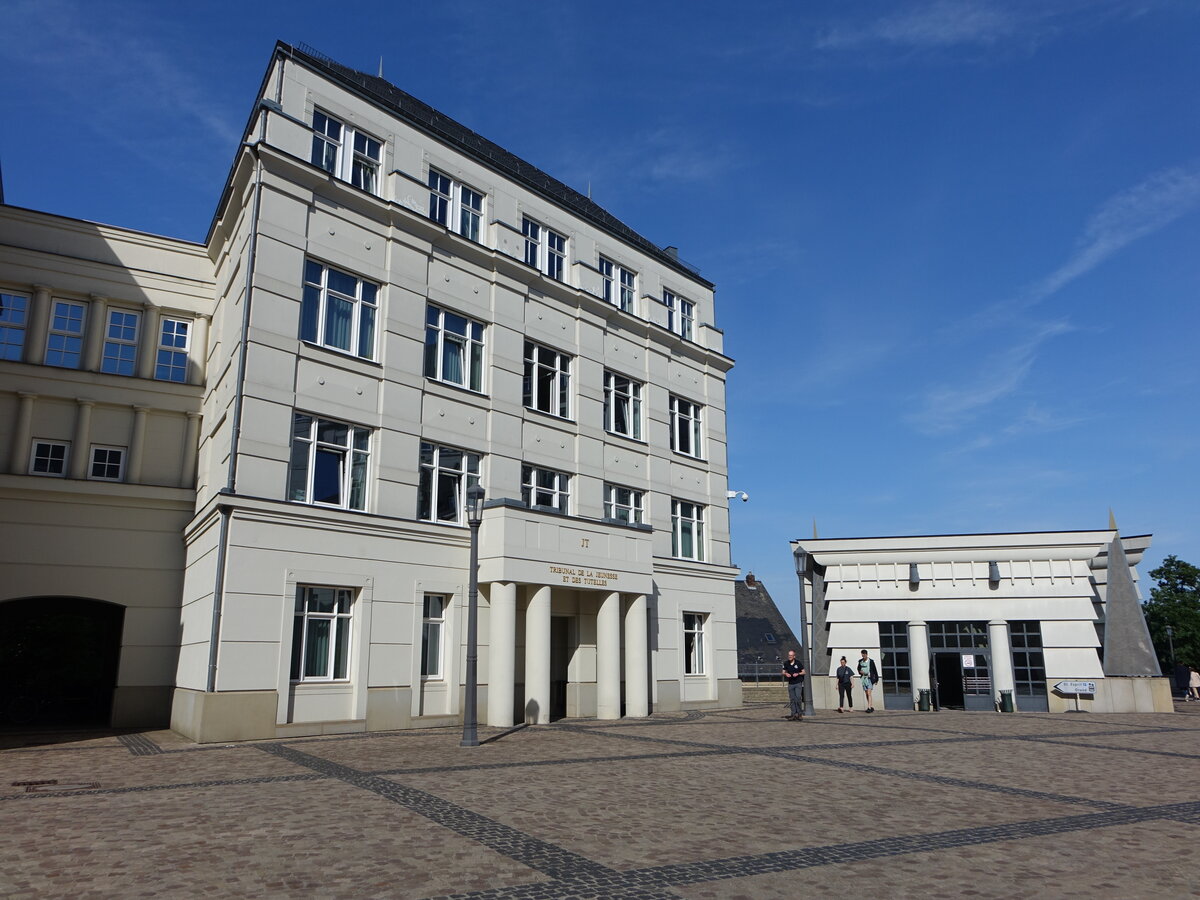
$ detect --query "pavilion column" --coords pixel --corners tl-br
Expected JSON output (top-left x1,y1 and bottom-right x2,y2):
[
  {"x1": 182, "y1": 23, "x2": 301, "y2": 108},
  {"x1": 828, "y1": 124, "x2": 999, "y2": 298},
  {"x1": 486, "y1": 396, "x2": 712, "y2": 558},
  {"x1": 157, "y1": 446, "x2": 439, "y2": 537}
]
[
  {"x1": 908, "y1": 621, "x2": 931, "y2": 708},
  {"x1": 989, "y1": 620, "x2": 1016, "y2": 710},
  {"x1": 189, "y1": 315, "x2": 210, "y2": 385},
  {"x1": 524, "y1": 585, "x2": 551, "y2": 724},
  {"x1": 487, "y1": 581, "x2": 517, "y2": 727},
  {"x1": 596, "y1": 591, "x2": 622, "y2": 720},
  {"x1": 138, "y1": 305, "x2": 161, "y2": 379},
  {"x1": 24, "y1": 285, "x2": 51, "y2": 365},
  {"x1": 127, "y1": 405, "x2": 149, "y2": 483},
  {"x1": 623, "y1": 593, "x2": 649, "y2": 718},
  {"x1": 69, "y1": 399, "x2": 95, "y2": 479},
  {"x1": 10, "y1": 393, "x2": 37, "y2": 474},
  {"x1": 181, "y1": 412, "x2": 202, "y2": 488},
  {"x1": 82, "y1": 294, "x2": 107, "y2": 372}
]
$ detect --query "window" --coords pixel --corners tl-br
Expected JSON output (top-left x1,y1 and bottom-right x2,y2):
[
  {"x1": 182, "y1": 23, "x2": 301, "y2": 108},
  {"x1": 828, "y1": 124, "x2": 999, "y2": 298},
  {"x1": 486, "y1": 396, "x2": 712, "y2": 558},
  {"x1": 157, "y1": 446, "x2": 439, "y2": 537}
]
[
  {"x1": 523, "y1": 217, "x2": 566, "y2": 281},
  {"x1": 89, "y1": 445, "x2": 125, "y2": 481},
  {"x1": 603, "y1": 370, "x2": 643, "y2": 439},
  {"x1": 880, "y1": 622, "x2": 911, "y2": 695},
  {"x1": 671, "y1": 499, "x2": 705, "y2": 561},
  {"x1": 301, "y1": 261, "x2": 378, "y2": 361},
  {"x1": 290, "y1": 586, "x2": 353, "y2": 681},
  {"x1": 288, "y1": 413, "x2": 370, "y2": 510},
  {"x1": 428, "y1": 170, "x2": 484, "y2": 242},
  {"x1": 763, "y1": 633, "x2": 777, "y2": 644},
  {"x1": 524, "y1": 341, "x2": 571, "y2": 418},
  {"x1": 421, "y1": 594, "x2": 447, "y2": 679},
  {"x1": 0, "y1": 292, "x2": 28, "y2": 361},
  {"x1": 669, "y1": 395, "x2": 703, "y2": 458},
  {"x1": 683, "y1": 612, "x2": 706, "y2": 675},
  {"x1": 100, "y1": 309, "x2": 140, "y2": 376},
  {"x1": 30, "y1": 440, "x2": 68, "y2": 476},
  {"x1": 1010, "y1": 621, "x2": 1048, "y2": 698},
  {"x1": 418, "y1": 442, "x2": 481, "y2": 524},
  {"x1": 604, "y1": 483, "x2": 644, "y2": 525},
  {"x1": 424, "y1": 305, "x2": 485, "y2": 392},
  {"x1": 598, "y1": 258, "x2": 635, "y2": 312},
  {"x1": 45, "y1": 300, "x2": 86, "y2": 368},
  {"x1": 663, "y1": 289, "x2": 694, "y2": 341},
  {"x1": 522, "y1": 464, "x2": 570, "y2": 513},
  {"x1": 155, "y1": 317, "x2": 191, "y2": 382},
  {"x1": 311, "y1": 110, "x2": 381, "y2": 194}
]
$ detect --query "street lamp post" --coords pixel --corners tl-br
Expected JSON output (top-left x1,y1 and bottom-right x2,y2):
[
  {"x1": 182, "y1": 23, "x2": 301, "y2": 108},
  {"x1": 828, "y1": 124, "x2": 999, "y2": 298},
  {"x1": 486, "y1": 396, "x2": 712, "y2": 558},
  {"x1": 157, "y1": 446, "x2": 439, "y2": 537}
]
[
  {"x1": 1165, "y1": 624, "x2": 1175, "y2": 667},
  {"x1": 460, "y1": 484, "x2": 485, "y2": 748},
  {"x1": 792, "y1": 548, "x2": 816, "y2": 717}
]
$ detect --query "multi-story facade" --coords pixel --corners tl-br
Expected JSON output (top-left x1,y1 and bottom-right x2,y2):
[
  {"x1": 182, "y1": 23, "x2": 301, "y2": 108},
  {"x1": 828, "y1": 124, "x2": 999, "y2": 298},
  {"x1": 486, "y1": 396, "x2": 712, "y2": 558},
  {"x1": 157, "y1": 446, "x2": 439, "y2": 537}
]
[{"x1": 0, "y1": 43, "x2": 741, "y2": 741}]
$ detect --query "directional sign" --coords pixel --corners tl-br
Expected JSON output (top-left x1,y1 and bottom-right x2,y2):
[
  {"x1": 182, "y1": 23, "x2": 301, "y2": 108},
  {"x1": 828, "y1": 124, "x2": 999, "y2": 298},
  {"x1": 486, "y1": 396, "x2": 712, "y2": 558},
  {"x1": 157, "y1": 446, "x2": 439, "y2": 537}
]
[{"x1": 1054, "y1": 680, "x2": 1097, "y2": 695}]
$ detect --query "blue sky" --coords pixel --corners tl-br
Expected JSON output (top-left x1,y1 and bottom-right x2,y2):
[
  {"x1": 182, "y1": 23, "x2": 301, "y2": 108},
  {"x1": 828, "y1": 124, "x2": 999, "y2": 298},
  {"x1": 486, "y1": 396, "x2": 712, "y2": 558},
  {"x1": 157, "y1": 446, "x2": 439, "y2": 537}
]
[{"x1": 4, "y1": 1, "x2": 1198, "y2": 635}]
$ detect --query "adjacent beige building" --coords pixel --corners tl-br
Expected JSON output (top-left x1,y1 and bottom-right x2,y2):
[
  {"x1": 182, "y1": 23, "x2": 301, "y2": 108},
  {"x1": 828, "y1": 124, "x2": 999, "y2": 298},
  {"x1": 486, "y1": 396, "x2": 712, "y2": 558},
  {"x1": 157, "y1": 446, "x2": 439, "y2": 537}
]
[{"x1": 0, "y1": 42, "x2": 741, "y2": 741}]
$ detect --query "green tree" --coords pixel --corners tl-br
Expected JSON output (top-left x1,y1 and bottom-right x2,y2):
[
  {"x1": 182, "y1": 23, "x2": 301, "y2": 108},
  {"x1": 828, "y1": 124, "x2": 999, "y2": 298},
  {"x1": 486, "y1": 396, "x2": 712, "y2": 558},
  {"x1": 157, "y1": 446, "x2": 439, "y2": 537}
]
[{"x1": 1142, "y1": 555, "x2": 1200, "y2": 678}]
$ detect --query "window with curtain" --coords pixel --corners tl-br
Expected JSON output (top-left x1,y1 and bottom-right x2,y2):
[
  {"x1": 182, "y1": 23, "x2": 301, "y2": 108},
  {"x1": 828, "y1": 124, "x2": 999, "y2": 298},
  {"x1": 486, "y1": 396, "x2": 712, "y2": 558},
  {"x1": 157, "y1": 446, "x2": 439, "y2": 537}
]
[
  {"x1": 428, "y1": 169, "x2": 484, "y2": 242},
  {"x1": 418, "y1": 442, "x2": 481, "y2": 524},
  {"x1": 684, "y1": 612, "x2": 706, "y2": 674},
  {"x1": 669, "y1": 395, "x2": 703, "y2": 458},
  {"x1": 524, "y1": 340, "x2": 571, "y2": 418},
  {"x1": 311, "y1": 110, "x2": 382, "y2": 196},
  {"x1": 672, "y1": 498, "x2": 705, "y2": 561},
  {"x1": 421, "y1": 594, "x2": 447, "y2": 679},
  {"x1": 291, "y1": 586, "x2": 353, "y2": 681},
  {"x1": 301, "y1": 260, "x2": 378, "y2": 361},
  {"x1": 288, "y1": 413, "x2": 370, "y2": 510},
  {"x1": 424, "y1": 304, "x2": 485, "y2": 391},
  {"x1": 603, "y1": 370, "x2": 643, "y2": 439},
  {"x1": 522, "y1": 464, "x2": 570, "y2": 514}
]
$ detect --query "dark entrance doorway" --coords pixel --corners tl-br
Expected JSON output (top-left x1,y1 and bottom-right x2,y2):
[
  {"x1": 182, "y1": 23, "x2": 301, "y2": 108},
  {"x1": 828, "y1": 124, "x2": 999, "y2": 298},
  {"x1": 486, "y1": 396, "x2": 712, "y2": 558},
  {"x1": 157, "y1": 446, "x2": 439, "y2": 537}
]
[
  {"x1": 932, "y1": 653, "x2": 964, "y2": 709},
  {"x1": 549, "y1": 616, "x2": 571, "y2": 720},
  {"x1": 0, "y1": 598, "x2": 124, "y2": 727}
]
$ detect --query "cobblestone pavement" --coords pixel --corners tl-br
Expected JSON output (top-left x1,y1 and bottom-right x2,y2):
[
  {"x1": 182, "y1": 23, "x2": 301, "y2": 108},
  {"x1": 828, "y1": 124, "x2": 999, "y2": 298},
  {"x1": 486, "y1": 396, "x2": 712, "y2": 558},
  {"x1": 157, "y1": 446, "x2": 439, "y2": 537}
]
[{"x1": 2, "y1": 700, "x2": 1198, "y2": 898}]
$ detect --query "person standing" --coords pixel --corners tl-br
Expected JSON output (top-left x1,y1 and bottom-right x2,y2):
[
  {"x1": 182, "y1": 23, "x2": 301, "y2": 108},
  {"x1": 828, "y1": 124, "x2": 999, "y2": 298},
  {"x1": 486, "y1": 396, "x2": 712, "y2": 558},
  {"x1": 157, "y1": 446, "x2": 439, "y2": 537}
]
[
  {"x1": 782, "y1": 649, "x2": 806, "y2": 721},
  {"x1": 858, "y1": 649, "x2": 879, "y2": 713},
  {"x1": 1189, "y1": 666, "x2": 1200, "y2": 701},
  {"x1": 835, "y1": 656, "x2": 854, "y2": 713}
]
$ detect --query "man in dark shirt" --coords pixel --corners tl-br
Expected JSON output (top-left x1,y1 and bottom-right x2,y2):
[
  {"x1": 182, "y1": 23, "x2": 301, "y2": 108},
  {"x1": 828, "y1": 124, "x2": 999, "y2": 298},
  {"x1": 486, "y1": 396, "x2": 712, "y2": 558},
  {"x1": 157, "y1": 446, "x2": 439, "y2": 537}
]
[{"x1": 782, "y1": 649, "x2": 806, "y2": 721}]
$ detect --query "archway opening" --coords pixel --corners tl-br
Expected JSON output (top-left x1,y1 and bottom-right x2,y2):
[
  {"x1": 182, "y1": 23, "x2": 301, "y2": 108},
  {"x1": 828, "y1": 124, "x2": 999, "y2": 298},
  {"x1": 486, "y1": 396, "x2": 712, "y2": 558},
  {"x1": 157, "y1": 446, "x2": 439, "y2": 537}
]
[{"x1": 0, "y1": 598, "x2": 125, "y2": 727}]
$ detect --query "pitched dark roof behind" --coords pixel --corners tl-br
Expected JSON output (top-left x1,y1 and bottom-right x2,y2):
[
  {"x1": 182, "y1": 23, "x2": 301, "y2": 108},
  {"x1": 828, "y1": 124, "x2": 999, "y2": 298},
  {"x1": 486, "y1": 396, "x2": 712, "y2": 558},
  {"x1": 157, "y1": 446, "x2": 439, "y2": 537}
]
[
  {"x1": 735, "y1": 578, "x2": 800, "y2": 668},
  {"x1": 281, "y1": 42, "x2": 712, "y2": 289}
]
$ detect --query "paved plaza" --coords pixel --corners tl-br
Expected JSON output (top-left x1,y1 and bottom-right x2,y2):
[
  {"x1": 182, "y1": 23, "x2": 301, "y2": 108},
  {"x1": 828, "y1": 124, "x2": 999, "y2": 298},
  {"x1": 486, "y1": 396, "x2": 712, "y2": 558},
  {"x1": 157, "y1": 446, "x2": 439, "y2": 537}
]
[{"x1": 2, "y1": 701, "x2": 1198, "y2": 898}]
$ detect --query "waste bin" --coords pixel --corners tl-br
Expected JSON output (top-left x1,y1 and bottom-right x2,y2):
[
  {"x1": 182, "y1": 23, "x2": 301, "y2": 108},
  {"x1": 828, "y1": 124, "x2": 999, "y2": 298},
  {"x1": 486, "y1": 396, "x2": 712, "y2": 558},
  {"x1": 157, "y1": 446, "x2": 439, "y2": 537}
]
[
  {"x1": 999, "y1": 690, "x2": 1014, "y2": 713},
  {"x1": 917, "y1": 689, "x2": 932, "y2": 711}
]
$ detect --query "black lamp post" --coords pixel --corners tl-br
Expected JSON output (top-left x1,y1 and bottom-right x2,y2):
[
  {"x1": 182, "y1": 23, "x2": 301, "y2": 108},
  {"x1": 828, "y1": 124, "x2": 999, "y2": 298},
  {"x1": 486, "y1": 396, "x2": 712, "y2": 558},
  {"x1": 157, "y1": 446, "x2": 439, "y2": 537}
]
[
  {"x1": 460, "y1": 483, "x2": 485, "y2": 748},
  {"x1": 1165, "y1": 624, "x2": 1175, "y2": 667},
  {"x1": 792, "y1": 548, "x2": 816, "y2": 717}
]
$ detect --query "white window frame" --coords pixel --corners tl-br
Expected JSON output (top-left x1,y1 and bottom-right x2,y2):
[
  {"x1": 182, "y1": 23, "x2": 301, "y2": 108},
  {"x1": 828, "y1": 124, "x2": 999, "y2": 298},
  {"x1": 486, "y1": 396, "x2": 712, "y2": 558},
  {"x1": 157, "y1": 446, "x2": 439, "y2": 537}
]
[
  {"x1": 288, "y1": 413, "x2": 371, "y2": 511},
  {"x1": 418, "y1": 442, "x2": 481, "y2": 525},
  {"x1": 598, "y1": 257, "x2": 636, "y2": 312},
  {"x1": 664, "y1": 289, "x2": 695, "y2": 341},
  {"x1": 301, "y1": 260, "x2": 378, "y2": 361},
  {"x1": 428, "y1": 169, "x2": 484, "y2": 242},
  {"x1": 154, "y1": 317, "x2": 191, "y2": 383},
  {"x1": 100, "y1": 308, "x2": 140, "y2": 376},
  {"x1": 672, "y1": 498, "x2": 706, "y2": 561},
  {"x1": 88, "y1": 445, "x2": 126, "y2": 481},
  {"x1": 669, "y1": 395, "x2": 703, "y2": 458},
  {"x1": 0, "y1": 292, "x2": 29, "y2": 361},
  {"x1": 683, "y1": 612, "x2": 707, "y2": 675},
  {"x1": 45, "y1": 299, "x2": 86, "y2": 369},
  {"x1": 604, "y1": 483, "x2": 644, "y2": 525},
  {"x1": 30, "y1": 440, "x2": 69, "y2": 477},
  {"x1": 424, "y1": 304, "x2": 485, "y2": 392},
  {"x1": 603, "y1": 370, "x2": 643, "y2": 440},
  {"x1": 522, "y1": 464, "x2": 571, "y2": 514},
  {"x1": 291, "y1": 585, "x2": 354, "y2": 682},
  {"x1": 523, "y1": 217, "x2": 566, "y2": 281},
  {"x1": 421, "y1": 594, "x2": 448, "y2": 680},
  {"x1": 311, "y1": 109, "x2": 382, "y2": 195},
  {"x1": 524, "y1": 340, "x2": 572, "y2": 418}
]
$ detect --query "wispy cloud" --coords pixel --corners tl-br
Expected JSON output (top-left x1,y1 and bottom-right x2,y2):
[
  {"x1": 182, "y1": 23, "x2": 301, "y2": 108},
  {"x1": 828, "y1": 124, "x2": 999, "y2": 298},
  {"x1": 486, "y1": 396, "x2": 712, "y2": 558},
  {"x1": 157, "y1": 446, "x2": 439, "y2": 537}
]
[
  {"x1": 909, "y1": 319, "x2": 1074, "y2": 434},
  {"x1": 817, "y1": 1, "x2": 1021, "y2": 50}
]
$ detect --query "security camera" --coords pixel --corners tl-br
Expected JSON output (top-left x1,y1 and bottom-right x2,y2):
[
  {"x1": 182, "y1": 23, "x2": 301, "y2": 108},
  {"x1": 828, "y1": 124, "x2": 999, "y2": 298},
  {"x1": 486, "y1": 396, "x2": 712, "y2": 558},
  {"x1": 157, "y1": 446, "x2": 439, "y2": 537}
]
[{"x1": 727, "y1": 490, "x2": 749, "y2": 502}]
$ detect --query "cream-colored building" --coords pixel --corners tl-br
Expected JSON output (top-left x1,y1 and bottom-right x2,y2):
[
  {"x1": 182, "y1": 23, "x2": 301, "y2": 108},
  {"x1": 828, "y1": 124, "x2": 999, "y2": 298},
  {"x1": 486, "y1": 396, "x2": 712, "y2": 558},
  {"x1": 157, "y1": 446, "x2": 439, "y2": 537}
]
[
  {"x1": 0, "y1": 42, "x2": 741, "y2": 741},
  {"x1": 792, "y1": 530, "x2": 1171, "y2": 714}
]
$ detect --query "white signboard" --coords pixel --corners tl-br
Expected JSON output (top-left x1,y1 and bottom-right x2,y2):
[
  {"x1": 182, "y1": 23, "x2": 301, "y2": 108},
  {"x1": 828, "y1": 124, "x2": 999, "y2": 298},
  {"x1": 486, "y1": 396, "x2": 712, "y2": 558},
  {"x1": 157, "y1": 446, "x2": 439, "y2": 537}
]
[
  {"x1": 1053, "y1": 680, "x2": 1097, "y2": 695},
  {"x1": 961, "y1": 654, "x2": 975, "y2": 668}
]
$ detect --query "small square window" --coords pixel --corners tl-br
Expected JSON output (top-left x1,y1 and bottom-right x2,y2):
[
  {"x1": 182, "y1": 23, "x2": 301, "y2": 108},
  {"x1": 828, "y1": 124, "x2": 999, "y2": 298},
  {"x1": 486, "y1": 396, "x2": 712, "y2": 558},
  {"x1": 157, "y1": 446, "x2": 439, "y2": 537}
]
[
  {"x1": 89, "y1": 446, "x2": 126, "y2": 481},
  {"x1": 30, "y1": 440, "x2": 68, "y2": 476}
]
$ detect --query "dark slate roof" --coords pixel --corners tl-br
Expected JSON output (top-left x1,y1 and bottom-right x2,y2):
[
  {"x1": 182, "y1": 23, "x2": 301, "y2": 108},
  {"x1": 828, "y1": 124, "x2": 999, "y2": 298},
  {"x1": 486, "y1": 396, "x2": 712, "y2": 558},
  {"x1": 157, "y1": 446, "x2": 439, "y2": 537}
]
[
  {"x1": 735, "y1": 577, "x2": 801, "y2": 668},
  {"x1": 279, "y1": 42, "x2": 712, "y2": 289}
]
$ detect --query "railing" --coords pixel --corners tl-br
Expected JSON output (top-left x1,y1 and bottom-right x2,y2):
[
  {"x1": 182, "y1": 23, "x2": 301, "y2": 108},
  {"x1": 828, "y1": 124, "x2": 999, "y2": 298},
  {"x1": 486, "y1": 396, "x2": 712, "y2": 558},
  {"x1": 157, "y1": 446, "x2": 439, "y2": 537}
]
[{"x1": 738, "y1": 664, "x2": 786, "y2": 684}]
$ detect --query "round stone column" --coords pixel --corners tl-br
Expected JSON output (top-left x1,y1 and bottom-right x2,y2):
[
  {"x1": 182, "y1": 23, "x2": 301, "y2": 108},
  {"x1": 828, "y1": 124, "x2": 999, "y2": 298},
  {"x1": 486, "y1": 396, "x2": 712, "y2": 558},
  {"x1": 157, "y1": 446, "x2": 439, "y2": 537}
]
[
  {"x1": 486, "y1": 581, "x2": 516, "y2": 727},
  {"x1": 596, "y1": 591, "x2": 622, "y2": 720},
  {"x1": 989, "y1": 620, "x2": 1016, "y2": 710},
  {"x1": 524, "y1": 585, "x2": 551, "y2": 724},
  {"x1": 908, "y1": 621, "x2": 931, "y2": 708}
]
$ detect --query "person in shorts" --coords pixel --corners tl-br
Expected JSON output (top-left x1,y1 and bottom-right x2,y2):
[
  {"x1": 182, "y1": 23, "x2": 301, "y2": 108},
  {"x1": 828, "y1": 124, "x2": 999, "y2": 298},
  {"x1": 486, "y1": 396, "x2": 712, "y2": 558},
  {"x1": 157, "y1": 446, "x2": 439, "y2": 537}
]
[{"x1": 858, "y1": 649, "x2": 879, "y2": 712}]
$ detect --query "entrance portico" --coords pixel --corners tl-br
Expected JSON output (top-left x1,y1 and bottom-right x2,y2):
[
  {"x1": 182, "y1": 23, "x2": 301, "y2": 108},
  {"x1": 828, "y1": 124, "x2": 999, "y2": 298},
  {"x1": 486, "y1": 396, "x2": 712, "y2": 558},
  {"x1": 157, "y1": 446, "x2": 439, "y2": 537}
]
[{"x1": 477, "y1": 500, "x2": 655, "y2": 726}]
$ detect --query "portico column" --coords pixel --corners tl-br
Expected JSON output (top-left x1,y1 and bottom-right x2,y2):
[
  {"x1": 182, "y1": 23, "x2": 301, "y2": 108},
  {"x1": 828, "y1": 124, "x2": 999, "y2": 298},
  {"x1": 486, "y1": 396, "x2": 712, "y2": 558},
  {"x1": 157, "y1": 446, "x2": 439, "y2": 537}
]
[
  {"x1": 908, "y1": 621, "x2": 931, "y2": 708},
  {"x1": 11, "y1": 392, "x2": 37, "y2": 473},
  {"x1": 596, "y1": 591, "x2": 622, "y2": 720},
  {"x1": 24, "y1": 285, "x2": 51, "y2": 365},
  {"x1": 69, "y1": 399, "x2": 95, "y2": 479},
  {"x1": 524, "y1": 585, "x2": 551, "y2": 724},
  {"x1": 181, "y1": 412, "x2": 201, "y2": 488},
  {"x1": 127, "y1": 405, "x2": 149, "y2": 483},
  {"x1": 989, "y1": 620, "x2": 1016, "y2": 710},
  {"x1": 82, "y1": 294, "x2": 107, "y2": 371},
  {"x1": 138, "y1": 304, "x2": 161, "y2": 379},
  {"x1": 487, "y1": 581, "x2": 517, "y2": 727},
  {"x1": 189, "y1": 315, "x2": 209, "y2": 385},
  {"x1": 624, "y1": 593, "x2": 649, "y2": 718}
]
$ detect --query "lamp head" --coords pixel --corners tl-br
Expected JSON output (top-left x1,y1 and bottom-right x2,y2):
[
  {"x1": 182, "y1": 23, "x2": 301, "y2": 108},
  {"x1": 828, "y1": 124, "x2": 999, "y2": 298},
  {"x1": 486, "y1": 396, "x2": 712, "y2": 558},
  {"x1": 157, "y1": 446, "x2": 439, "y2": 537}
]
[{"x1": 465, "y1": 483, "x2": 485, "y2": 524}]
